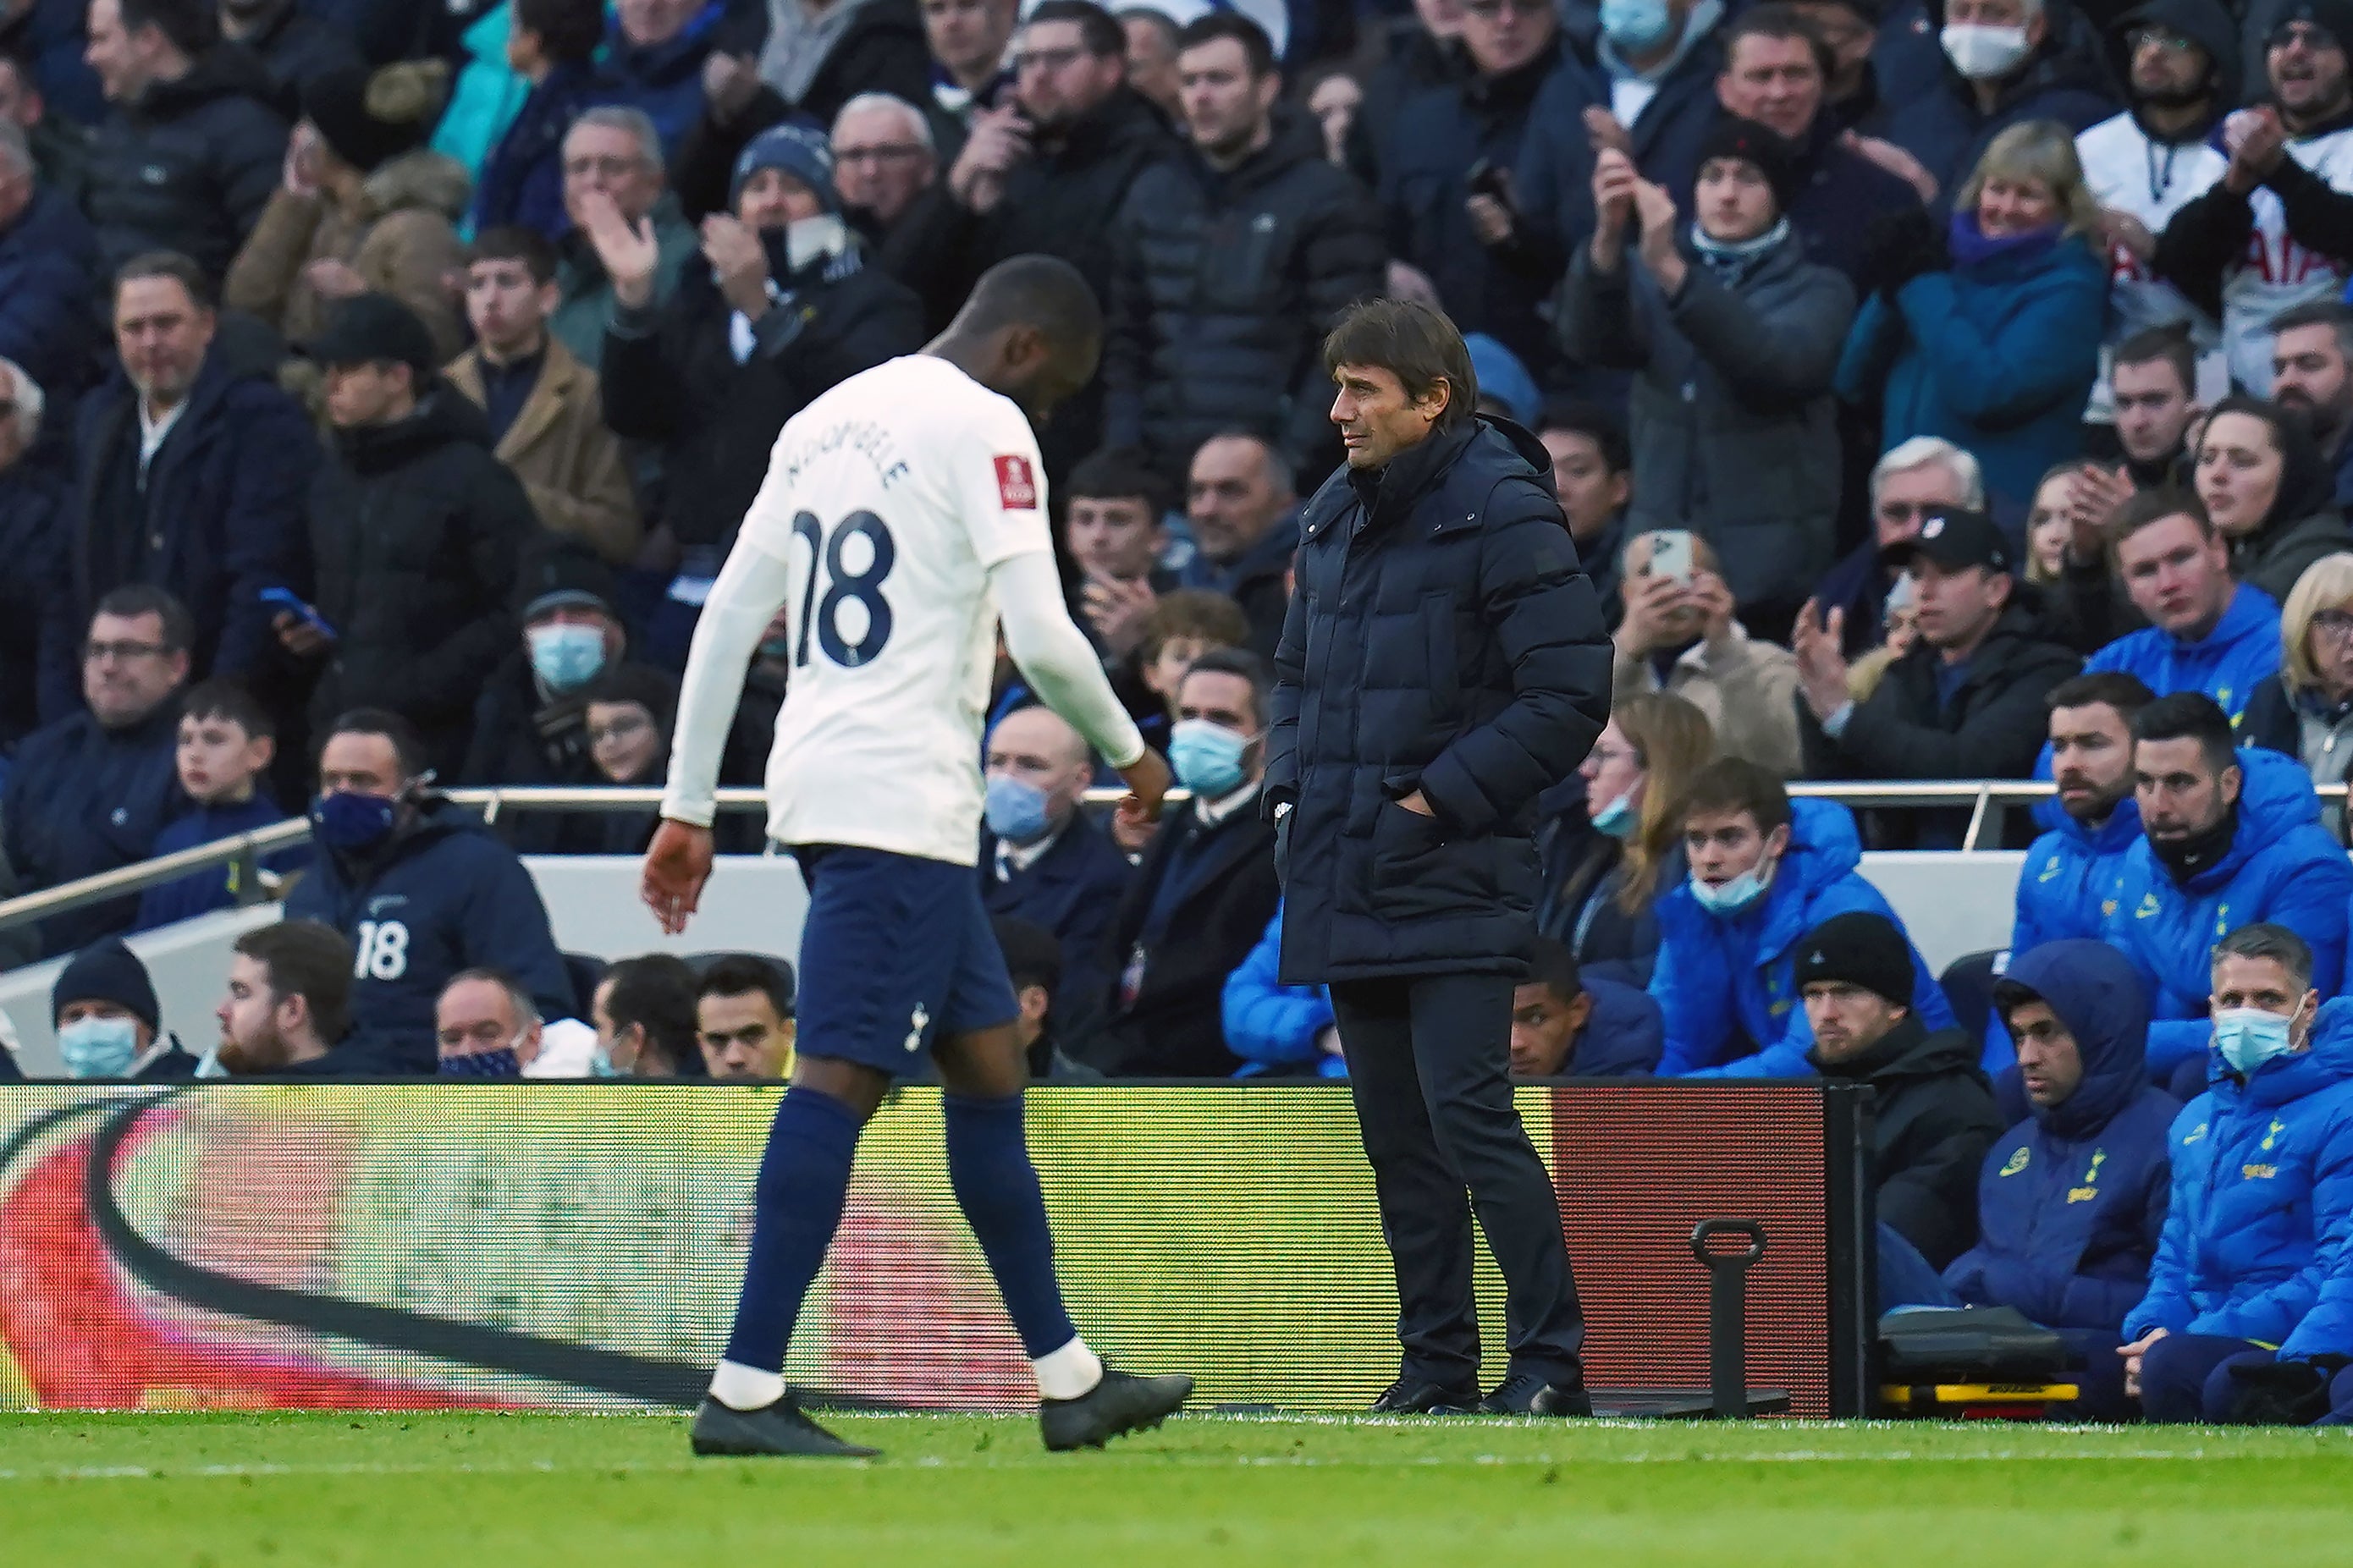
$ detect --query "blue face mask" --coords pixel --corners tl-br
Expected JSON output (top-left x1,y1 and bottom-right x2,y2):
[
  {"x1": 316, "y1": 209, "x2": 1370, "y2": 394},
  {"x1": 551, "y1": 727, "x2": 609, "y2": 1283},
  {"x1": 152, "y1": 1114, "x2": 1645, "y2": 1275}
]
[
  {"x1": 1171, "y1": 718, "x2": 1254, "y2": 799},
  {"x1": 590, "y1": 1040, "x2": 626, "y2": 1078},
  {"x1": 984, "y1": 774, "x2": 1055, "y2": 845},
  {"x1": 58, "y1": 1015, "x2": 141, "y2": 1078},
  {"x1": 311, "y1": 790, "x2": 397, "y2": 853},
  {"x1": 1601, "y1": 0, "x2": 1677, "y2": 52},
  {"x1": 438, "y1": 1047, "x2": 521, "y2": 1079},
  {"x1": 1590, "y1": 787, "x2": 1639, "y2": 840},
  {"x1": 1690, "y1": 858, "x2": 1775, "y2": 917},
  {"x1": 529, "y1": 623, "x2": 608, "y2": 691},
  {"x1": 2215, "y1": 1005, "x2": 2303, "y2": 1076}
]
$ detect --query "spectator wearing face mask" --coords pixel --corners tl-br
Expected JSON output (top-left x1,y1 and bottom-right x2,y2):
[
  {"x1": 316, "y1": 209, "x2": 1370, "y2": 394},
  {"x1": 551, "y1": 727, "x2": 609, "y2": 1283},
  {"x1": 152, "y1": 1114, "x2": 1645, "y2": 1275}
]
[
  {"x1": 981, "y1": 703, "x2": 1133, "y2": 1039},
  {"x1": 1652, "y1": 757, "x2": 1956, "y2": 1077},
  {"x1": 1559, "y1": 118, "x2": 1854, "y2": 635},
  {"x1": 1537, "y1": 691, "x2": 1712, "y2": 989},
  {"x1": 2103, "y1": 693, "x2": 2351, "y2": 1089},
  {"x1": 2193, "y1": 394, "x2": 2353, "y2": 602},
  {"x1": 1609, "y1": 530, "x2": 1803, "y2": 775},
  {"x1": 2124, "y1": 922, "x2": 2353, "y2": 1423},
  {"x1": 2081, "y1": 490, "x2": 2283, "y2": 721},
  {"x1": 433, "y1": 967, "x2": 543, "y2": 1079},
  {"x1": 49, "y1": 936, "x2": 204, "y2": 1078},
  {"x1": 1083, "y1": 648, "x2": 1280, "y2": 1077},
  {"x1": 284, "y1": 709, "x2": 578, "y2": 1073},
  {"x1": 588, "y1": 952, "x2": 708, "y2": 1077},
  {"x1": 1883, "y1": 0, "x2": 2118, "y2": 198}
]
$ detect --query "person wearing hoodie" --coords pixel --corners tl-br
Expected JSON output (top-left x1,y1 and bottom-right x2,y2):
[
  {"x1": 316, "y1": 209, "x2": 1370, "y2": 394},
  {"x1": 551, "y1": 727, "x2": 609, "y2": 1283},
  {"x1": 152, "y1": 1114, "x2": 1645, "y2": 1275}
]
[
  {"x1": 289, "y1": 294, "x2": 543, "y2": 779},
  {"x1": 2193, "y1": 394, "x2": 2353, "y2": 602},
  {"x1": 2122, "y1": 922, "x2": 2353, "y2": 1422},
  {"x1": 1797, "y1": 911, "x2": 2007, "y2": 1269},
  {"x1": 223, "y1": 61, "x2": 472, "y2": 363},
  {"x1": 1651, "y1": 757, "x2": 1958, "y2": 1078},
  {"x1": 1934, "y1": 941, "x2": 2179, "y2": 1419},
  {"x1": 1837, "y1": 118, "x2": 2109, "y2": 524},
  {"x1": 2153, "y1": 2, "x2": 2353, "y2": 393},
  {"x1": 284, "y1": 709, "x2": 578, "y2": 1074},
  {"x1": 1103, "y1": 14, "x2": 1385, "y2": 486},
  {"x1": 2080, "y1": 489, "x2": 2284, "y2": 720},
  {"x1": 80, "y1": 0, "x2": 289, "y2": 279},
  {"x1": 593, "y1": 122, "x2": 923, "y2": 569},
  {"x1": 2104, "y1": 694, "x2": 2353, "y2": 1092},
  {"x1": 2013, "y1": 672, "x2": 2154, "y2": 955},
  {"x1": 2075, "y1": 0, "x2": 2236, "y2": 432},
  {"x1": 1884, "y1": 0, "x2": 2119, "y2": 196},
  {"x1": 1560, "y1": 117, "x2": 1854, "y2": 628}
]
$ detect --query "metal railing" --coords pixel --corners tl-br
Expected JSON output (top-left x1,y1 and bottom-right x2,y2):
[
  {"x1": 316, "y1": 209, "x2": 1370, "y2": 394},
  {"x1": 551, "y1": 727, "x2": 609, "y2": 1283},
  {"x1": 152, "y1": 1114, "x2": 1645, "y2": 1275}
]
[{"x1": 3, "y1": 778, "x2": 2345, "y2": 938}]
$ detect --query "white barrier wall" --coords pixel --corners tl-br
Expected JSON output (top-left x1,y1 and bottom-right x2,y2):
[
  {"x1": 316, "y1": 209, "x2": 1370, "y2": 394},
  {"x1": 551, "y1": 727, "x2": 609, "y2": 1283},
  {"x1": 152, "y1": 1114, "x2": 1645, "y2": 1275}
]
[{"x1": 0, "y1": 851, "x2": 2016, "y2": 1077}]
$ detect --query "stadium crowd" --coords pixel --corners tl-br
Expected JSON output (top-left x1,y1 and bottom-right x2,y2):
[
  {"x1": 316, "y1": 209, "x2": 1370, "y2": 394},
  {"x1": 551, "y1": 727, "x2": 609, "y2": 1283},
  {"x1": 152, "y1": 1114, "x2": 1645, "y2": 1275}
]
[{"x1": 8, "y1": 0, "x2": 2353, "y2": 1422}]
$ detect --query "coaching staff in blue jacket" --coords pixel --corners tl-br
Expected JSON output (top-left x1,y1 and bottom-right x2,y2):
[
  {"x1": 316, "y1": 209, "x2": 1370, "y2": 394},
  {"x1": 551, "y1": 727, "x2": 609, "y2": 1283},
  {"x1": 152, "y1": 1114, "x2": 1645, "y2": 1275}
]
[{"x1": 1266, "y1": 298, "x2": 1613, "y2": 1418}]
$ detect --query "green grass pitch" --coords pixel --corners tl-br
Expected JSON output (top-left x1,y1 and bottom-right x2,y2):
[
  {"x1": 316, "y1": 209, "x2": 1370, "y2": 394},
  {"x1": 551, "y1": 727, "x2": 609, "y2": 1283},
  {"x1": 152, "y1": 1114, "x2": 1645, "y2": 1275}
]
[{"x1": 3, "y1": 1411, "x2": 2350, "y2": 1565}]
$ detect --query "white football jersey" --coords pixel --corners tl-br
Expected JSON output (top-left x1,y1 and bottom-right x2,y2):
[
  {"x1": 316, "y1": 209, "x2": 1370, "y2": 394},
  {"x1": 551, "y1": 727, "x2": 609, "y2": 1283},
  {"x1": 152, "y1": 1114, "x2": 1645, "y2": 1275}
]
[
  {"x1": 736, "y1": 355, "x2": 1051, "y2": 866},
  {"x1": 2075, "y1": 113, "x2": 2231, "y2": 417},
  {"x1": 2221, "y1": 124, "x2": 2353, "y2": 393}
]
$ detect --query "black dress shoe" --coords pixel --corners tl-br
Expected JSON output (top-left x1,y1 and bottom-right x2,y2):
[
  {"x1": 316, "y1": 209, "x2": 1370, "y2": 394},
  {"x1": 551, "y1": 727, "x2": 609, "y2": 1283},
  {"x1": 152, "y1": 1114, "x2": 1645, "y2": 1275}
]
[
  {"x1": 1041, "y1": 1368, "x2": 1194, "y2": 1451},
  {"x1": 1370, "y1": 1375, "x2": 1481, "y2": 1414},
  {"x1": 690, "y1": 1395, "x2": 879, "y2": 1458},
  {"x1": 1478, "y1": 1371, "x2": 1594, "y2": 1417}
]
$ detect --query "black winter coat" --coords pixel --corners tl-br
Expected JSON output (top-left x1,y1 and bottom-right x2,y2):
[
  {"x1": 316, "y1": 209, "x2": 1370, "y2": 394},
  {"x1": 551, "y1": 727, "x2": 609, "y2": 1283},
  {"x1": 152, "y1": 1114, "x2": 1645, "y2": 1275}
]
[
  {"x1": 303, "y1": 390, "x2": 542, "y2": 774},
  {"x1": 46, "y1": 351, "x2": 318, "y2": 723},
  {"x1": 239, "y1": 3, "x2": 365, "y2": 119},
  {"x1": 1269, "y1": 418, "x2": 1612, "y2": 982},
  {"x1": 82, "y1": 46, "x2": 289, "y2": 279},
  {"x1": 1, "y1": 701, "x2": 185, "y2": 958},
  {"x1": 601, "y1": 234, "x2": 923, "y2": 548},
  {"x1": 0, "y1": 459, "x2": 67, "y2": 748},
  {"x1": 1103, "y1": 113, "x2": 1385, "y2": 479},
  {"x1": 1811, "y1": 1014, "x2": 2006, "y2": 1269}
]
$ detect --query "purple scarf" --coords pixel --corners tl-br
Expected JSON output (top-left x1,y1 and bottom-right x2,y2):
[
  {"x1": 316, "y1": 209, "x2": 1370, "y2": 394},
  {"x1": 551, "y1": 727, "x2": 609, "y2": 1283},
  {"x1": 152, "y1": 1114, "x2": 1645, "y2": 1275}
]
[{"x1": 1947, "y1": 211, "x2": 2062, "y2": 271}]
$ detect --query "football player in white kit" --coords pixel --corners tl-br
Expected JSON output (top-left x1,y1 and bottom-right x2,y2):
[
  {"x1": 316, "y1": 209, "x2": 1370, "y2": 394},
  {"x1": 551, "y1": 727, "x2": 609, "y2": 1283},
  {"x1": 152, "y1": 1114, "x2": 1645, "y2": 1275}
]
[{"x1": 642, "y1": 256, "x2": 1193, "y2": 1459}]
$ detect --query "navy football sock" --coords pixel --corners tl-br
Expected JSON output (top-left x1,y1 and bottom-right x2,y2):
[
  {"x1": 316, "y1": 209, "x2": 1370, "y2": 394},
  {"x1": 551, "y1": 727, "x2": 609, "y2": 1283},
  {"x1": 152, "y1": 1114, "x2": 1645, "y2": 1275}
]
[
  {"x1": 720, "y1": 1087, "x2": 864, "y2": 1374},
  {"x1": 944, "y1": 1092, "x2": 1080, "y2": 1360}
]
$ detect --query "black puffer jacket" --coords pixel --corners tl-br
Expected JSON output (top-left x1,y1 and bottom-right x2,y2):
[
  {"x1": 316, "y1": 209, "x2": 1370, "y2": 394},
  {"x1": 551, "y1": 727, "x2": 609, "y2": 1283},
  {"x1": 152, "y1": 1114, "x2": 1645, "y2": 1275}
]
[
  {"x1": 304, "y1": 389, "x2": 542, "y2": 773},
  {"x1": 83, "y1": 45, "x2": 289, "y2": 279},
  {"x1": 601, "y1": 228, "x2": 924, "y2": 548},
  {"x1": 1811, "y1": 1013, "x2": 2005, "y2": 1269},
  {"x1": 1104, "y1": 112, "x2": 1385, "y2": 479},
  {"x1": 1268, "y1": 417, "x2": 1612, "y2": 982}
]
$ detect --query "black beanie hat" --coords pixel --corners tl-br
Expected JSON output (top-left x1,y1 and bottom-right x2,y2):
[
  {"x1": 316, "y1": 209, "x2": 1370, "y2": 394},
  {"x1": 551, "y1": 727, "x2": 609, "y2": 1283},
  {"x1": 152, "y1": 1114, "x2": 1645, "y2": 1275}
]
[
  {"x1": 52, "y1": 938, "x2": 161, "y2": 1035},
  {"x1": 1696, "y1": 116, "x2": 1802, "y2": 217},
  {"x1": 302, "y1": 60, "x2": 449, "y2": 175},
  {"x1": 1792, "y1": 912, "x2": 1915, "y2": 1010}
]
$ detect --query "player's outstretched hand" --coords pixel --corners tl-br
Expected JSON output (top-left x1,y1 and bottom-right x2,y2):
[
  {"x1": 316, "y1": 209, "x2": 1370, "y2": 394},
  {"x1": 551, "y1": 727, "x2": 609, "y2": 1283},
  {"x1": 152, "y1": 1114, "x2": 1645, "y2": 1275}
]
[
  {"x1": 642, "y1": 819, "x2": 715, "y2": 936},
  {"x1": 1115, "y1": 749, "x2": 1173, "y2": 835}
]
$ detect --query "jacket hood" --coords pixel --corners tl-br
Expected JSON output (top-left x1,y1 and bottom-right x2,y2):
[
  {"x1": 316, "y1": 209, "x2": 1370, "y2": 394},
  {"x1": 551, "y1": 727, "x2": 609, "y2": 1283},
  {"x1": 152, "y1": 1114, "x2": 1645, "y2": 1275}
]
[
  {"x1": 1813, "y1": 1012, "x2": 1985, "y2": 1081},
  {"x1": 2000, "y1": 938, "x2": 2152, "y2": 1135},
  {"x1": 1782, "y1": 795, "x2": 1865, "y2": 895},
  {"x1": 2111, "y1": 0, "x2": 2240, "y2": 114},
  {"x1": 333, "y1": 386, "x2": 494, "y2": 475},
  {"x1": 355, "y1": 149, "x2": 473, "y2": 223},
  {"x1": 143, "y1": 43, "x2": 278, "y2": 115}
]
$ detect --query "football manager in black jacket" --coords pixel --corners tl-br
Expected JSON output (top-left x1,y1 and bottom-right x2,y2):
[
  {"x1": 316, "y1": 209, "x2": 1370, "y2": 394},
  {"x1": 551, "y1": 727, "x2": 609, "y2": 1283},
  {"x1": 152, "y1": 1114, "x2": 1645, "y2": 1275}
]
[{"x1": 1266, "y1": 297, "x2": 1612, "y2": 1417}]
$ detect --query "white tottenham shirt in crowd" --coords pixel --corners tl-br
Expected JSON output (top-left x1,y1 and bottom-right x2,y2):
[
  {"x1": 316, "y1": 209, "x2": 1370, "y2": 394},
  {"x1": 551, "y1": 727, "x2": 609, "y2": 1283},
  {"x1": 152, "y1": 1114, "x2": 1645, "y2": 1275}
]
[{"x1": 661, "y1": 353, "x2": 1144, "y2": 866}]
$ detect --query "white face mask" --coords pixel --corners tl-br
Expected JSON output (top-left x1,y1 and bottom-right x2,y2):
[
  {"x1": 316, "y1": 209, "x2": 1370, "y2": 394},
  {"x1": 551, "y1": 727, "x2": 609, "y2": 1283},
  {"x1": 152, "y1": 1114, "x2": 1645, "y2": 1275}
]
[{"x1": 1941, "y1": 22, "x2": 2031, "y2": 80}]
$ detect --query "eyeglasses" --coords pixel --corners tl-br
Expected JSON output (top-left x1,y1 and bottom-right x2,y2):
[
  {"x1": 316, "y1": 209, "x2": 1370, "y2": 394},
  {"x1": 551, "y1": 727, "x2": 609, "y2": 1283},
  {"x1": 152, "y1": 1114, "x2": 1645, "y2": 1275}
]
[
  {"x1": 562, "y1": 155, "x2": 645, "y2": 180},
  {"x1": 1876, "y1": 500, "x2": 1945, "y2": 522},
  {"x1": 1015, "y1": 45, "x2": 1087, "y2": 74},
  {"x1": 1589, "y1": 744, "x2": 1645, "y2": 769},
  {"x1": 2127, "y1": 27, "x2": 2197, "y2": 53},
  {"x1": 2312, "y1": 608, "x2": 2353, "y2": 641},
  {"x1": 2270, "y1": 20, "x2": 2340, "y2": 51},
  {"x1": 833, "y1": 142, "x2": 928, "y2": 167},
  {"x1": 84, "y1": 639, "x2": 168, "y2": 662}
]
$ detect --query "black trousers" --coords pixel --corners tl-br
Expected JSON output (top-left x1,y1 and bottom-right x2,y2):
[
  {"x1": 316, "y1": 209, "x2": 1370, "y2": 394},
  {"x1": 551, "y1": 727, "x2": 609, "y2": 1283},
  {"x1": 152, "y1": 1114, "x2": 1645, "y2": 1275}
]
[{"x1": 1328, "y1": 971, "x2": 1586, "y2": 1389}]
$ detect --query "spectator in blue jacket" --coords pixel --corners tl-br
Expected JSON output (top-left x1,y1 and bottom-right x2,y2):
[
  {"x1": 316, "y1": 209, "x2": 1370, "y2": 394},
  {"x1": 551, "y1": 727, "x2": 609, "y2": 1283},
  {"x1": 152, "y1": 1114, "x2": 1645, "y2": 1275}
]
[
  {"x1": 2083, "y1": 490, "x2": 2284, "y2": 726},
  {"x1": 3, "y1": 586, "x2": 191, "y2": 959},
  {"x1": 1882, "y1": 0, "x2": 2118, "y2": 197},
  {"x1": 1222, "y1": 901, "x2": 1343, "y2": 1078},
  {"x1": 591, "y1": 0, "x2": 725, "y2": 159},
  {"x1": 1509, "y1": 936, "x2": 1665, "y2": 1078},
  {"x1": 1837, "y1": 118, "x2": 2108, "y2": 524},
  {"x1": 0, "y1": 119, "x2": 100, "y2": 402},
  {"x1": 2012, "y1": 672, "x2": 2153, "y2": 955},
  {"x1": 1651, "y1": 756, "x2": 1956, "y2": 1077},
  {"x1": 2106, "y1": 694, "x2": 2353, "y2": 1091},
  {"x1": 2124, "y1": 923, "x2": 2353, "y2": 1422},
  {"x1": 284, "y1": 707, "x2": 578, "y2": 1073},
  {"x1": 469, "y1": 0, "x2": 604, "y2": 239},
  {"x1": 980, "y1": 703, "x2": 1132, "y2": 1040},
  {"x1": 133, "y1": 678, "x2": 294, "y2": 930},
  {"x1": 1942, "y1": 941, "x2": 2178, "y2": 1421}
]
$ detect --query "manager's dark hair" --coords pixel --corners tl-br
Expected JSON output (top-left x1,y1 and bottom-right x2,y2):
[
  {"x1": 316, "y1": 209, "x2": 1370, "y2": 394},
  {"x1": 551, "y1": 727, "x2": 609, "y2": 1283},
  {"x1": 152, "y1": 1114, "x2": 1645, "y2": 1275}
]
[
  {"x1": 2130, "y1": 690, "x2": 2237, "y2": 776},
  {"x1": 1324, "y1": 298, "x2": 1477, "y2": 432}
]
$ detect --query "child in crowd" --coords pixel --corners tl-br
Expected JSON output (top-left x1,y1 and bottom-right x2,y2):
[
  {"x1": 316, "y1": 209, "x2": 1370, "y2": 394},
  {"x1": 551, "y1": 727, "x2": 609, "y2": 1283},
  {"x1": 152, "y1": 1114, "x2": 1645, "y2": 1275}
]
[{"x1": 133, "y1": 681, "x2": 291, "y2": 930}]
